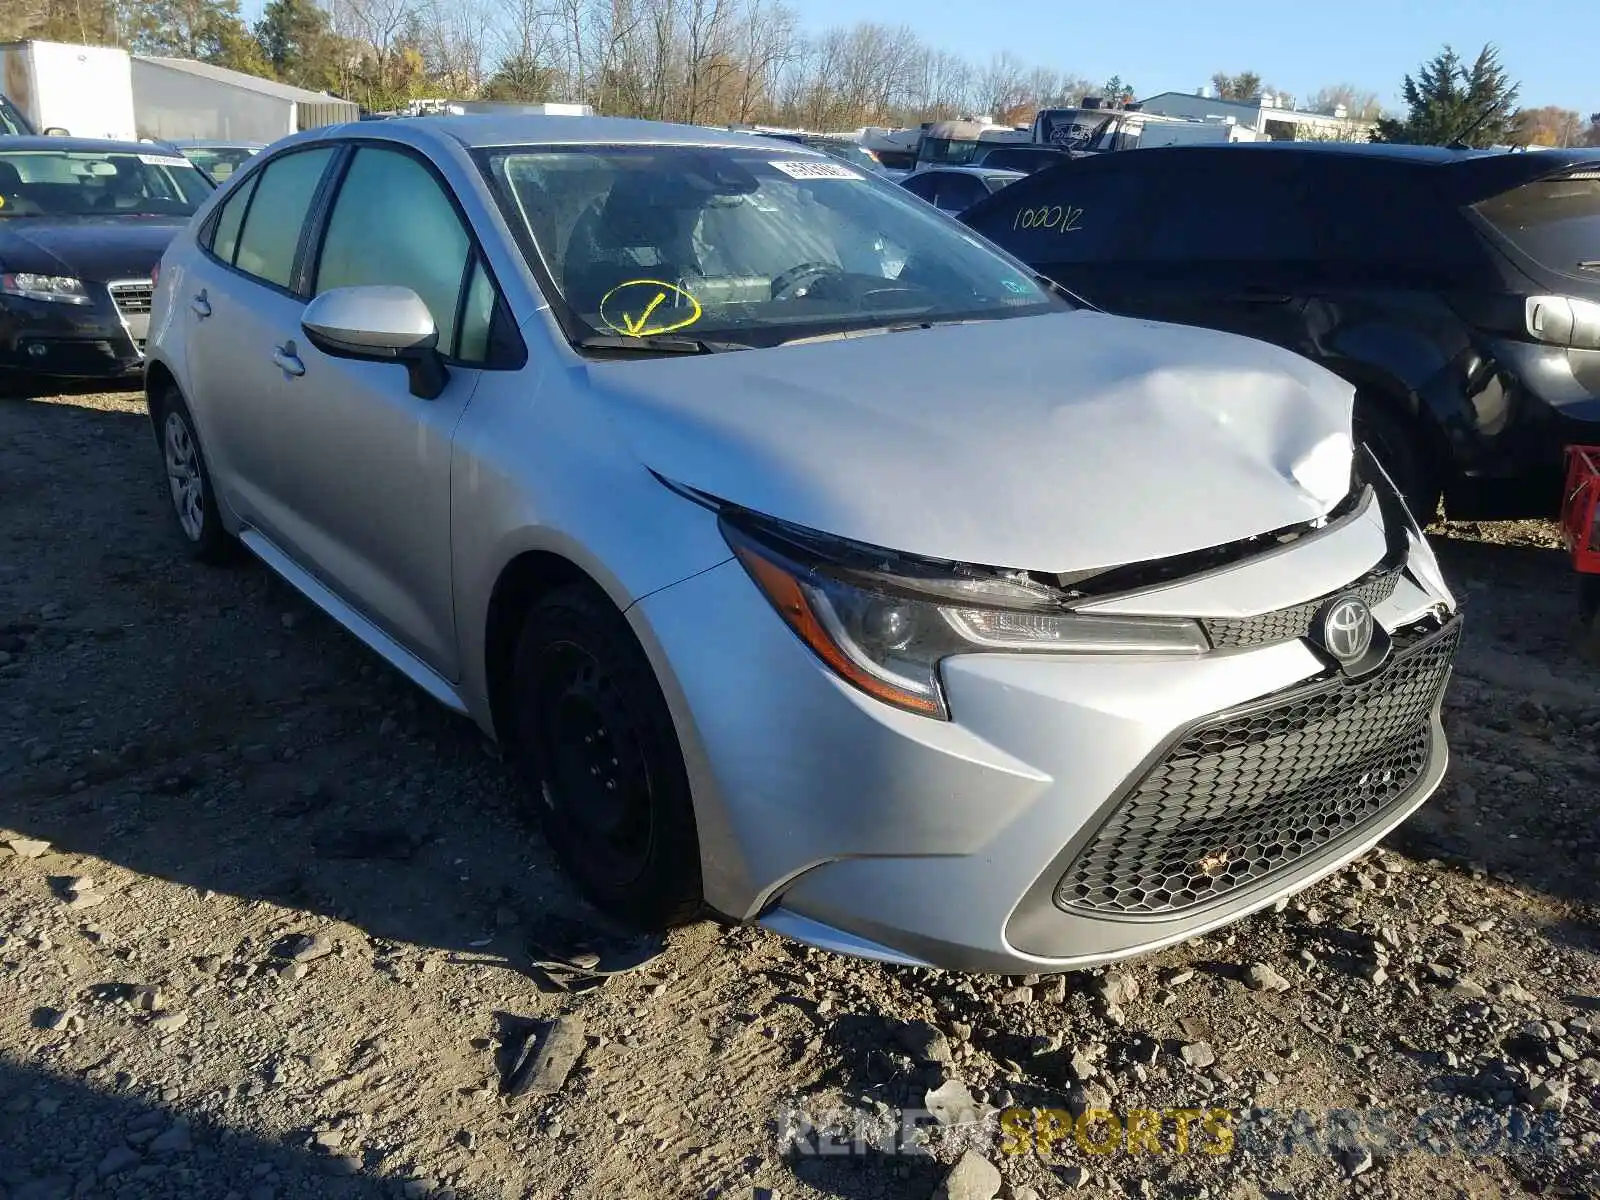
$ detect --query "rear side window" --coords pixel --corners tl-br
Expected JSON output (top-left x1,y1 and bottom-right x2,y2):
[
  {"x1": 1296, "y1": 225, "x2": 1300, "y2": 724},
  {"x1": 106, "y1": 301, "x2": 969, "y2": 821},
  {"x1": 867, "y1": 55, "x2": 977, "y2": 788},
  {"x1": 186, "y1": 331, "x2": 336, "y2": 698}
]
[
  {"x1": 1135, "y1": 157, "x2": 1317, "y2": 261},
  {"x1": 208, "y1": 173, "x2": 258, "y2": 265},
  {"x1": 963, "y1": 157, "x2": 1152, "y2": 265},
  {"x1": 1475, "y1": 174, "x2": 1600, "y2": 280},
  {"x1": 234, "y1": 147, "x2": 335, "y2": 289}
]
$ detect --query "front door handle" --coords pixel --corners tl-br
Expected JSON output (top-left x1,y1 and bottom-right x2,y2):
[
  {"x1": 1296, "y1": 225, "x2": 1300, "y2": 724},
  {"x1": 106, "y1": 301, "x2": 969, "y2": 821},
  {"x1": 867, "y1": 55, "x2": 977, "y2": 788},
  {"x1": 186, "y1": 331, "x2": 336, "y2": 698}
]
[
  {"x1": 190, "y1": 291, "x2": 211, "y2": 319},
  {"x1": 271, "y1": 342, "x2": 305, "y2": 377}
]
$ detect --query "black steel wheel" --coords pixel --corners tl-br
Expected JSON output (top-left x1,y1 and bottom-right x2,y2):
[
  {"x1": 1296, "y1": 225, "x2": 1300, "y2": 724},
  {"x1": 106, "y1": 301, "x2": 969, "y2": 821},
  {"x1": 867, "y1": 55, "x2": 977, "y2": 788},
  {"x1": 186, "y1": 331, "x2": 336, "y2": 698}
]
[{"x1": 510, "y1": 585, "x2": 702, "y2": 928}]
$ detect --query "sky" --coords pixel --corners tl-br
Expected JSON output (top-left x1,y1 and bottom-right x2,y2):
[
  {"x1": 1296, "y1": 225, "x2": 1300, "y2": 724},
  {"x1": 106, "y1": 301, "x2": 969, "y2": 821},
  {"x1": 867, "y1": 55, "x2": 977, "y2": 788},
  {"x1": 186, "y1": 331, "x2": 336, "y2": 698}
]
[
  {"x1": 242, "y1": 0, "x2": 1595, "y2": 117},
  {"x1": 839, "y1": 0, "x2": 1594, "y2": 115}
]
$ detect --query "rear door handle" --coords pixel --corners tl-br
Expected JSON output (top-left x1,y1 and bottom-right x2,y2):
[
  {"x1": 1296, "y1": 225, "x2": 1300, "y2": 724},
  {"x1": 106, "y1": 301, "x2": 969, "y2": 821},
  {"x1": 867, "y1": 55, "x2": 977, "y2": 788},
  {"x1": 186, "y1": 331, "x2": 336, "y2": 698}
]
[
  {"x1": 271, "y1": 342, "x2": 305, "y2": 377},
  {"x1": 190, "y1": 291, "x2": 211, "y2": 319}
]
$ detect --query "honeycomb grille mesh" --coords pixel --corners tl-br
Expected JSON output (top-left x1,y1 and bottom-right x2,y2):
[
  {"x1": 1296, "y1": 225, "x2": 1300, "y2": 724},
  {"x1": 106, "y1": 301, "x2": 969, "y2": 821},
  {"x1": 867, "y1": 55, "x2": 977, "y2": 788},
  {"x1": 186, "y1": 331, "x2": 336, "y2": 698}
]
[
  {"x1": 1055, "y1": 620, "x2": 1460, "y2": 917},
  {"x1": 1202, "y1": 565, "x2": 1402, "y2": 649}
]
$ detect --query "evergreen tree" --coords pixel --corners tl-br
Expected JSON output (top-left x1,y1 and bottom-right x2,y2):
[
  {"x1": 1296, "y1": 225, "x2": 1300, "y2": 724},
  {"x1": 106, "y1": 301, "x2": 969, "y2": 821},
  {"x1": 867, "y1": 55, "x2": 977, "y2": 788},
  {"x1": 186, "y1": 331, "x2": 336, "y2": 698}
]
[{"x1": 1374, "y1": 44, "x2": 1519, "y2": 148}]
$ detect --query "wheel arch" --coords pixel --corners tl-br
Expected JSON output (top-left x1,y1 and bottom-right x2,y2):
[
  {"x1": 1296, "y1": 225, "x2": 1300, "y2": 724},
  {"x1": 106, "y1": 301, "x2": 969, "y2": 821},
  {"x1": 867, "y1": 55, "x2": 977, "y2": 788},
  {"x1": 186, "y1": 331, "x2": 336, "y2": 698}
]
[{"x1": 482, "y1": 549, "x2": 615, "y2": 746}]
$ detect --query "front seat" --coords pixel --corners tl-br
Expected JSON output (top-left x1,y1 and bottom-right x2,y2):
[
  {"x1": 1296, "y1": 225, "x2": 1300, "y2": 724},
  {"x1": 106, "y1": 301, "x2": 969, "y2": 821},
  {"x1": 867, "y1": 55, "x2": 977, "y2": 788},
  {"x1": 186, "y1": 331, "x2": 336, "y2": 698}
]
[{"x1": 561, "y1": 178, "x2": 702, "y2": 315}]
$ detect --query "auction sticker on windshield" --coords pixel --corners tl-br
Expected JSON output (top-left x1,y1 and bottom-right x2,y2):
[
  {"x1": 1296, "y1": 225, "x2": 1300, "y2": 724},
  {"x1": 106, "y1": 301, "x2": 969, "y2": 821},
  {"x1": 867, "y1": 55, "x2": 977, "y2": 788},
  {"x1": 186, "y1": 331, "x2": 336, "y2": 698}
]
[
  {"x1": 138, "y1": 154, "x2": 191, "y2": 168},
  {"x1": 769, "y1": 160, "x2": 862, "y2": 181}
]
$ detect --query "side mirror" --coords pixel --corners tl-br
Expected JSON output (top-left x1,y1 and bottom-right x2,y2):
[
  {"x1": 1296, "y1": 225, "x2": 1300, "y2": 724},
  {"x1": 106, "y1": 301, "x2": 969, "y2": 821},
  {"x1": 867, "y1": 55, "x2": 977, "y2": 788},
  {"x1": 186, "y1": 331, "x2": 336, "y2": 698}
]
[
  {"x1": 43, "y1": 126, "x2": 71, "y2": 137},
  {"x1": 300, "y1": 285, "x2": 448, "y2": 400}
]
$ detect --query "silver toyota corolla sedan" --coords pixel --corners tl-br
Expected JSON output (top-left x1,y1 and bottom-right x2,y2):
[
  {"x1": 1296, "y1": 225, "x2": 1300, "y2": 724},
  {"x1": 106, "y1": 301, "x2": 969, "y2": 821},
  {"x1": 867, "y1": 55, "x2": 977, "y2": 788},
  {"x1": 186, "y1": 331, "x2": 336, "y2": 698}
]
[{"x1": 143, "y1": 115, "x2": 1461, "y2": 974}]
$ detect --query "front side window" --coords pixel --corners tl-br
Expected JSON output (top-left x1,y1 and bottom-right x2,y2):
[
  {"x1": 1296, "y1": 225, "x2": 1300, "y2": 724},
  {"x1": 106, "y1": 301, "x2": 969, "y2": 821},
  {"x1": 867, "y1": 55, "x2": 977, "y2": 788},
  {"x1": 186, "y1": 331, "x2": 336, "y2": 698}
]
[
  {"x1": 0, "y1": 149, "x2": 211, "y2": 218},
  {"x1": 0, "y1": 96, "x2": 29, "y2": 137},
  {"x1": 481, "y1": 144, "x2": 1063, "y2": 350},
  {"x1": 233, "y1": 146, "x2": 335, "y2": 289},
  {"x1": 961, "y1": 158, "x2": 1147, "y2": 266},
  {"x1": 315, "y1": 146, "x2": 471, "y2": 355}
]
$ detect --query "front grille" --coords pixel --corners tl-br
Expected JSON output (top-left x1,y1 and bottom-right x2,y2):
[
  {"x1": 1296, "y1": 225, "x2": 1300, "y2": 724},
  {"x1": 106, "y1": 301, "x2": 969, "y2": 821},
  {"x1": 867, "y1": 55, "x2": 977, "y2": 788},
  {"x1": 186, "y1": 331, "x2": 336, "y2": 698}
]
[
  {"x1": 1202, "y1": 564, "x2": 1402, "y2": 649},
  {"x1": 107, "y1": 281, "x2": 154, "y2": 315},
  {"x1": 1055, "y1": 618, "x2": 1460, "y2": 917}
]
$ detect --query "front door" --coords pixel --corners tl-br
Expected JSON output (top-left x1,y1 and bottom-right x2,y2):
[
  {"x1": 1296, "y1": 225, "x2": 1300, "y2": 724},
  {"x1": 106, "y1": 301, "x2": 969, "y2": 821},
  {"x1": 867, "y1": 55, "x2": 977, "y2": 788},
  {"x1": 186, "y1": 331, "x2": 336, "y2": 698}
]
[{"x1": 259, "y1": 143, "x2": 501, "y2": 680}]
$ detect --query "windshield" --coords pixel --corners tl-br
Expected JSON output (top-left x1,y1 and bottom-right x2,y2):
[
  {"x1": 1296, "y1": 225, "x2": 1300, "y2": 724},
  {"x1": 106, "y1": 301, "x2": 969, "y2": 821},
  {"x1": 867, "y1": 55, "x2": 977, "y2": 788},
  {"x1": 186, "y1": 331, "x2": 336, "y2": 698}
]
[
  {"x1": 1474, "y1": 173, "x2": 1600, "y2": 279},
  {"x1": 918, "y1": 137, "x2": 982, "y2": 167},
  {"x1": 0, "y1": 149, "x2": 211, "y2": 217},
  {"x1": 1036, "y1": 110, "x2": 1116, "y2": 151},
  {"x1": 179, "y1": 146, "x2": 258, "y2": 181},
  {"x1": 481, "y1": 144, "x2": 1063, "y2": 349},
  {"x1": 811, "y1": 140, "x2": 883, "y2": 174}
]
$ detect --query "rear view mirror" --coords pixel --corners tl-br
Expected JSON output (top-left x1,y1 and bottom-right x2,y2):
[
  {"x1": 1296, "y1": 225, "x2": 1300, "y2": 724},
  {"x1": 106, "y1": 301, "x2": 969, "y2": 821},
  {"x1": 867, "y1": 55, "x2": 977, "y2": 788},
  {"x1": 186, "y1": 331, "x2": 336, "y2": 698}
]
[
  {"x1": 300, "y1": 285, "x2": 448, "y2": 400},
  {"x1": 43, "y1": 126, "x2": 70, "y2": 136}
]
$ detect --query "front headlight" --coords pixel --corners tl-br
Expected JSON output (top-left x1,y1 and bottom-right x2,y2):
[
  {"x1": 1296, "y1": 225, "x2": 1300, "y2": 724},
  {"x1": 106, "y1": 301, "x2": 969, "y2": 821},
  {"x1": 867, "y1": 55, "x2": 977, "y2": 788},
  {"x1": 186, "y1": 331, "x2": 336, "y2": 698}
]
[
  {"x1": 722, "y1": 513, "x2": 1207, "y2": 719},
  {"x1": 0, "y1": 273, "x2": 91, "y2": 305}
]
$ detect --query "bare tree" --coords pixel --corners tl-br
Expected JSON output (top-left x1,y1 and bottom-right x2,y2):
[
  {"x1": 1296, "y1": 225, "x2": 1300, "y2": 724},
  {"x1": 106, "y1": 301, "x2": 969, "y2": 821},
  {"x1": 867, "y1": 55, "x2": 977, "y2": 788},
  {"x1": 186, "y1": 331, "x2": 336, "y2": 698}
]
[
  {"x1": 974, "y1": 50, "x2": 1026, "y2": 122},
  {"x1": 1308, "y1": 83, "x2": 1381, "y2": 120},
  {"x1": 729, "y1": 0, "x2": 795, "y2": 122}
]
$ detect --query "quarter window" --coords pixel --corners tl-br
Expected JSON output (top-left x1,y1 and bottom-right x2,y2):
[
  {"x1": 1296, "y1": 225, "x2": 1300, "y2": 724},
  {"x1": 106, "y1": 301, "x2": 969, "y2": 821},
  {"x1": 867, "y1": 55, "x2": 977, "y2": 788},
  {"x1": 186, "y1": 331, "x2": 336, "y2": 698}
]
[
  {"x1": 233, "y1": 147, "x2": 335, "y2": 289},
  {"x1": 207, "y1": 173, "x2": 258, "y2": 265},
  {"x1": 314, "y1": 147, "x2": 472, "y2": 356}
]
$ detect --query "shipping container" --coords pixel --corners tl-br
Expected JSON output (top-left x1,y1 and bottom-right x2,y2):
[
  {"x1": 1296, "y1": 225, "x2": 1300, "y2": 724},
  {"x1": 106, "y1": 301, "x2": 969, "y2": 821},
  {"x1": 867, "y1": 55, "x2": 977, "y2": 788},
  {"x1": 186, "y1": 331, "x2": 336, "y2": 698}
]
[{"x1": 131, "y1": 57, "x2": 359, "y2": 143}]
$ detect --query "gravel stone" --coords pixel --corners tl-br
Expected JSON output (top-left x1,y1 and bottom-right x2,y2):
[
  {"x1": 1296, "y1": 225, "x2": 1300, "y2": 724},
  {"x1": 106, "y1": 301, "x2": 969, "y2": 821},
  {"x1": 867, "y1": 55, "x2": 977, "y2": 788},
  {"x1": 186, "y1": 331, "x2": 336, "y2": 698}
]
[{"x1": 931, "y1": 1151, "x2": 1001, "y2": 1200}]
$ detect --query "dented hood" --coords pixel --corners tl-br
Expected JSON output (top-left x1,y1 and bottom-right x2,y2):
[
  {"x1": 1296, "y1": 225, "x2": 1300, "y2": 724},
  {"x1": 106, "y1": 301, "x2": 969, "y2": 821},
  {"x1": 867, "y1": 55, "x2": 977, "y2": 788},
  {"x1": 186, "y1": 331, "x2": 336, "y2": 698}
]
[{"x1": 589, "y1": 310, "x2": 1356, "y2": 574}]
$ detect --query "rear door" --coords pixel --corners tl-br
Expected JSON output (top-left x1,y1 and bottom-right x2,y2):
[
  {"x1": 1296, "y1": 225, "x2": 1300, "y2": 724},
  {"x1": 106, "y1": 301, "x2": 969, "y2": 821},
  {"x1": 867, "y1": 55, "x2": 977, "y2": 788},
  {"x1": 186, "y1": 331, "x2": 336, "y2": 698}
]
[{"x1": 181, "y1": 145, "x2": 338, "y2": 529}]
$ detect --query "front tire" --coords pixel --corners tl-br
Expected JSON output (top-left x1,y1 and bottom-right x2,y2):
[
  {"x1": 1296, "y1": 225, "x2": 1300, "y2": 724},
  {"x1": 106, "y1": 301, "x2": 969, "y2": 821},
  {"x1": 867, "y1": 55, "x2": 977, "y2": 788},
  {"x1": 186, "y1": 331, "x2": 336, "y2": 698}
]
[
  {"x1": 152, "y1": 388, "x2": 234, "y2": 563},
  {"x1": 510, "y1": 585, "x2": 703, "y2": 930},
  {"x1": 1355, "y1": 399, "x2": 1441, "y2": 525}
]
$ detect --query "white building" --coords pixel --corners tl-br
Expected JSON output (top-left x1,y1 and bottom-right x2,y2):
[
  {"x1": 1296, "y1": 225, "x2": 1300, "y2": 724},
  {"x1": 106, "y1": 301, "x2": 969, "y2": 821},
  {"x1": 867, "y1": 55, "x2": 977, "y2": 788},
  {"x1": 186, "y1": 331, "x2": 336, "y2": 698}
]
[
  {"x1": 131, "y1": 57, "x2": 359, "y2": 143},
  {"x1": 1137, "y1": 89, "x2": 1376, "y2": 142}
]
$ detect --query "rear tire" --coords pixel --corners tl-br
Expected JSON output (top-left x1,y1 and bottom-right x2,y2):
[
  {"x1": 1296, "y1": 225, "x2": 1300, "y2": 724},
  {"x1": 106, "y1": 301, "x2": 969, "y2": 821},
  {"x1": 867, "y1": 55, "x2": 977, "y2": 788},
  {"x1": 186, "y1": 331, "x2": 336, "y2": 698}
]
[
  {"x1": 510, "y1": 585, "x2": 703, "y2": 930},
  {"x1": 1355, "y1": 398, "x2": 1441, "y2": 525},
  {"x1": 151, "y1": 387, "x2": 236, "y2": 564}
]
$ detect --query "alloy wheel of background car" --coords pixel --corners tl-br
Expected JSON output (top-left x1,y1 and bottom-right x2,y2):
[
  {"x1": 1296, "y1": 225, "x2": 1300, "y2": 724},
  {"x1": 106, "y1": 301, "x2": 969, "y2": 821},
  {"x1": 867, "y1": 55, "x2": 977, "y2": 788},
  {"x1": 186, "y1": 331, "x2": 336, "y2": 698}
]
[
  {"x1": 154, "y1": 390, "x2": 235, "y2": 564},
  {"x1": 164, "y1": 411, "x2": 205, "y2": 542},
  {"x1": 511, "y1": 586, "x2": 702, "y2": 930}
]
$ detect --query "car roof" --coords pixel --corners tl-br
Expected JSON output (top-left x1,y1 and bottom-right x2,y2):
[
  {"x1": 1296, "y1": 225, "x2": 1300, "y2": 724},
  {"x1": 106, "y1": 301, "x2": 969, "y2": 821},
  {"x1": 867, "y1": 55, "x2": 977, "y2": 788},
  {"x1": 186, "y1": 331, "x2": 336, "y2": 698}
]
[
  {"x1": 1053, "y1": 141, "x2": 1600, "y2": 203},
  {"x1": 319, "y1": 114, "x2": 807, "y2": 152},
  {"x1": 911, "y1": 165, "x2": 1026, "y2": 177},
  {"x1": 170, "y1": 139, "x2": 266, "y2": 149},
  {"x1": 0, "y1": 135, "x2": 191, "y2": 155}
]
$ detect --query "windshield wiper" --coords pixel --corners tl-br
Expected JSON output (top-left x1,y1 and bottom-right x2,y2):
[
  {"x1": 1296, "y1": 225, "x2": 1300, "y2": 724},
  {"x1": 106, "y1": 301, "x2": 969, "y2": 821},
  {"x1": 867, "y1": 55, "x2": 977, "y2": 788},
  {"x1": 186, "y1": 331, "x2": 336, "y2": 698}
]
[{"x1": 576, "y1": 334, "x2": 747, "y2": 355}]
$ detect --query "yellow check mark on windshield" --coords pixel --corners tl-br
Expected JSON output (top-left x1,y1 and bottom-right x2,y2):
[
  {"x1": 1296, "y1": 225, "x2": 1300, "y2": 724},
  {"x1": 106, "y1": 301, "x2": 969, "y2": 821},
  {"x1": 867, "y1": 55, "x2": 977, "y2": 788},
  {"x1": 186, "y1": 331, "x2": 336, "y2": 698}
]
[{"x1": 620, "y1": 291, "x2": 667, "y2": 337}]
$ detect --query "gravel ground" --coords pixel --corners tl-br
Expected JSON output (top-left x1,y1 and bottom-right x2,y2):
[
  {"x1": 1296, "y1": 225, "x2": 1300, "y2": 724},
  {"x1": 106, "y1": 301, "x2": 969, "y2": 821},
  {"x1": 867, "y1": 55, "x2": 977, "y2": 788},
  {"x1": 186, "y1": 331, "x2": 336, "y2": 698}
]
[{"x1": 1, "y1": 388, "x2": 1598, "y2": 1200}]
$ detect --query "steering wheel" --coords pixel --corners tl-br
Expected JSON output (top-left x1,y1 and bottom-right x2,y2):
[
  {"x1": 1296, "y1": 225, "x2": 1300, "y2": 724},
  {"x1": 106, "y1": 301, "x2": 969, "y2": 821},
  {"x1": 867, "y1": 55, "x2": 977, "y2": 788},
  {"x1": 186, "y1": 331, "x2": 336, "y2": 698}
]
[{"x1": 771, "y1": 261, "x2": 844, "y2": 300}]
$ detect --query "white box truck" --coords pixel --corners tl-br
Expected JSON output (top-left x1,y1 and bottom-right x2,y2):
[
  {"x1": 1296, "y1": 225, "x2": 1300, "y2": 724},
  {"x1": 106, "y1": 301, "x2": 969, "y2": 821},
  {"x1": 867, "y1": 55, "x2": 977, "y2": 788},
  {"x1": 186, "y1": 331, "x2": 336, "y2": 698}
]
[{"x1": 0, "y1": 40, "x2": 137, "y2": 141}]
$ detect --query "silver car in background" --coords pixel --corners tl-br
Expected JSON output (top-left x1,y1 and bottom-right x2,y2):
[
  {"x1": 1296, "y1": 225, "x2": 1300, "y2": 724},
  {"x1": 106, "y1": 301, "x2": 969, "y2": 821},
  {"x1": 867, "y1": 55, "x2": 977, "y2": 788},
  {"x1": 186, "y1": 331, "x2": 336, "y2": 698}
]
[{"x1": 143, "y1": 116, "x2": 1460, "y2": 974}]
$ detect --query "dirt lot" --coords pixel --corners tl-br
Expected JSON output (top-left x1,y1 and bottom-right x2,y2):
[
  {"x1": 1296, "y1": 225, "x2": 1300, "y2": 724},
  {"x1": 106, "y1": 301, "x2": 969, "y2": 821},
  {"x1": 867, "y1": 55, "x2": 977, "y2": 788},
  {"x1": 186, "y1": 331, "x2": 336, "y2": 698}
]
[{"x1": 1, "y1": 388, "x2": 1598, "y2": 1200}]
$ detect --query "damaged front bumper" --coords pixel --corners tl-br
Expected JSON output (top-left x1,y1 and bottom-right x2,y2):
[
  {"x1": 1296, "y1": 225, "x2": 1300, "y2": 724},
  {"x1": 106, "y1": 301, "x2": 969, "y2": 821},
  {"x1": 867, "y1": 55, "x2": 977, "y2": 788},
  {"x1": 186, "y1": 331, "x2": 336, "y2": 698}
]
[{"x1": 634, "y1": 466, "x2": 1459, "y2": 974}]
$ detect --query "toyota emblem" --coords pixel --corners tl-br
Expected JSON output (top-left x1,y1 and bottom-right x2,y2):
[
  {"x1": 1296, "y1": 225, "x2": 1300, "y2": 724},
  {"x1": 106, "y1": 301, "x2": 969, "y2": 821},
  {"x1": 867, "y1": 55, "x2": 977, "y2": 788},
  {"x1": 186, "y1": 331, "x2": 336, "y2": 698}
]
[{"x1": 1319, "y1": 595, "x2": 1374, "y2": 663}]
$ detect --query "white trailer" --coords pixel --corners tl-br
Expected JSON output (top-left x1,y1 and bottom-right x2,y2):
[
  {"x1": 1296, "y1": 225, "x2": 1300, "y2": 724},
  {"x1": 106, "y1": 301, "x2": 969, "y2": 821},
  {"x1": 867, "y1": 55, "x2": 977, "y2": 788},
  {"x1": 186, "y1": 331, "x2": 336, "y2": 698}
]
[{"x1": 0, "y1": 40, "x2": 137, "y2": 140}]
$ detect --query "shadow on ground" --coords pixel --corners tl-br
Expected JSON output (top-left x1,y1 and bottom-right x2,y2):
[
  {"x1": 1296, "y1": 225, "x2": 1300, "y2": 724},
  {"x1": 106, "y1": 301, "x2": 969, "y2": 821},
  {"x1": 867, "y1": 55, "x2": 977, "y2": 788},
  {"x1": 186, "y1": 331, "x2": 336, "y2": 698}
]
[
  {"x1": 0, "y1": 394, "x2": 614, "y2": 983},
  {"x1": 0, "y1": 1053, "x2": 486, "y2": 1199}
]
